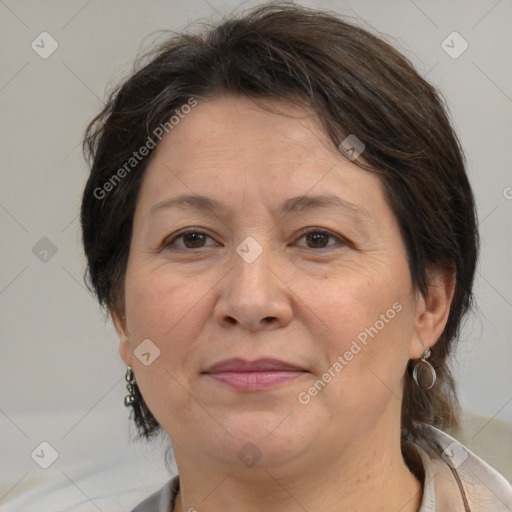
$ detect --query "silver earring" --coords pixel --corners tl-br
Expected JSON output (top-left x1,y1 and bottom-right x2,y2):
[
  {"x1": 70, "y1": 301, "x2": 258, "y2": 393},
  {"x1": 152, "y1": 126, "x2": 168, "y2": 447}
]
[
  {"x1": 124, "y1": 366, "x2": 136, "y2": 406},
  {"x1": 413, "y1": 348, "x2": 437, "y2": 390}
]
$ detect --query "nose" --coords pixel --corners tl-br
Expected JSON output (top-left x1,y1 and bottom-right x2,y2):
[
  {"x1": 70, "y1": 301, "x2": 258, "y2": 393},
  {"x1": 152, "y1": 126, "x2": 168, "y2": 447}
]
[{"x1": 213, "y1": 240, "x2": 294, "y2": 331}]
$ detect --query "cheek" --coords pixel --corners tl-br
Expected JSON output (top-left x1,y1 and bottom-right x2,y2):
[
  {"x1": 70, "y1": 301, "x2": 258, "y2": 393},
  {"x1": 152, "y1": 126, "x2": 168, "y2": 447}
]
[
  {"x1": 123, "y1": 267, "x2": 211, "y2": 427},
  {"x1": 318, "y1": 268, "x2": 399, "y2": 333},
  {"x1": 315, "y1": 265, "x2": 414, "y2": 386},
  {"x1": 124, "y1": 264, "x2": 202, "y2": 340},
  {"x1": 122, "y1": 264, "x2": 214, "y2": 401}
]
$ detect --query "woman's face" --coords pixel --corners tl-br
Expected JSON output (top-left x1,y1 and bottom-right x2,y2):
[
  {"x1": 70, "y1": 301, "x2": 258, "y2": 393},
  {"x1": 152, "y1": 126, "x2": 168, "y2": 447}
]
[{"x1": 114, "y1": 95, "x2": 447, "y2": 473}]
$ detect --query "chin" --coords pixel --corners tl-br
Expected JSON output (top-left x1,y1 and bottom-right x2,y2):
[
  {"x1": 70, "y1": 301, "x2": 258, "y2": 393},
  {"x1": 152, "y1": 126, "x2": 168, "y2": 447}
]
[{"x1": 194, "y1": 410, "x2": 313, "y2": 469}]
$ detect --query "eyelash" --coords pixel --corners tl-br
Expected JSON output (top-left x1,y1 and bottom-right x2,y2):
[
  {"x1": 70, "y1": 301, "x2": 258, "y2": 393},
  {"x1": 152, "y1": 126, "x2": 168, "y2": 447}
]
[{"x1": 161, "y1": 228, "x2": 348, "y2": 251}]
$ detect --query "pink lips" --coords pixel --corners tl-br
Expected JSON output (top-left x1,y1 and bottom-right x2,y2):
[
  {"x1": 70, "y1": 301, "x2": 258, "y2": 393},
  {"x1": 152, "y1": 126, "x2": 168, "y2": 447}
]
[{"x1": 203, "y1": 358, "x2": 306, "y2": 391}]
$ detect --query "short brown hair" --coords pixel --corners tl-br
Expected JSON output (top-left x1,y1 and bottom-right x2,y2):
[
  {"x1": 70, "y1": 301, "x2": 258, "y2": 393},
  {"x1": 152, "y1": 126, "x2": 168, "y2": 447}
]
[{"x1": 81, "y1": 2, "x2": 479, "y2": 447}]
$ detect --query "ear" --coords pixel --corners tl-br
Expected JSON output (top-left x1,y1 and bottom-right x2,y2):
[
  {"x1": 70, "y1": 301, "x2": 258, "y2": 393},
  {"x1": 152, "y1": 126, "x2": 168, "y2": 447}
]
[
  {"x1": 109, "y1": 305, "x2": 133, "y2": 367},
  {"x1": 409, "y1": 263, "x2": 456, "y2": 360}
]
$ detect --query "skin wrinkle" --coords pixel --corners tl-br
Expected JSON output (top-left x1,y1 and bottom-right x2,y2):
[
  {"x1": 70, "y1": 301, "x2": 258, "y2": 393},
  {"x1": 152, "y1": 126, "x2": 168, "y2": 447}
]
[{"x1": 111, "y1": 95, "x2": 454, "y2": 512}]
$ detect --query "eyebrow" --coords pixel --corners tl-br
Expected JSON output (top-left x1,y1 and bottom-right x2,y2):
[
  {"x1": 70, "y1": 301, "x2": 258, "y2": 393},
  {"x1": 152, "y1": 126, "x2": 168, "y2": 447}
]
[{"x1": 149, "y1": 193, "x2": 371, "y2": 219}]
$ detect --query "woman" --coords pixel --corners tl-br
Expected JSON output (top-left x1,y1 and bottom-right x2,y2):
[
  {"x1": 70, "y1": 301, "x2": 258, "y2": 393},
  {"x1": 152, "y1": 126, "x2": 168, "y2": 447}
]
[{"x1": 80, "y1": 3, "x2": 512, "y2": 511}]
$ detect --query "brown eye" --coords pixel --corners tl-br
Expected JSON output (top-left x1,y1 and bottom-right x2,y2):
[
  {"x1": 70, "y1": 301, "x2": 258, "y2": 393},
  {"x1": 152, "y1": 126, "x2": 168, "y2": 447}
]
[
  {"x1": 305, "y1": 232, "x2": 330, "y2": 248},
  {"x1": 297, "y1": 229, "x2": 343, "y2": 249},
  {"x1": 163, "y1": 230, "x2": 216, "y2": 250},
  {"x1": 181, "y1": 232, "x2": 207, "y2": 248}
]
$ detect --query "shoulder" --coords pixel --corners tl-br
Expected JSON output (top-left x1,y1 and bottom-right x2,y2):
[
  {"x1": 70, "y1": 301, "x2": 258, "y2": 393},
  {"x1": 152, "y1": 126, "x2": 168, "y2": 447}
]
[
  {"x1": 415, "y1": 424, "x2": 512, "y2": 511},
  {"x1": 130, "y1": 475, "x2": 179, "y2": 512}
]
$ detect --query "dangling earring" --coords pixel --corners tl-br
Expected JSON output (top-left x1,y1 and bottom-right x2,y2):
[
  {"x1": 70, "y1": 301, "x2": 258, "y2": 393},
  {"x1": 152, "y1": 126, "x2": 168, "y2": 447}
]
[
  {"x1": 124, "y1": 366, "x2": 136, "y2": 406},
  {"x1": 413, "y1": 348, "x2": 437, "y2": 390}
]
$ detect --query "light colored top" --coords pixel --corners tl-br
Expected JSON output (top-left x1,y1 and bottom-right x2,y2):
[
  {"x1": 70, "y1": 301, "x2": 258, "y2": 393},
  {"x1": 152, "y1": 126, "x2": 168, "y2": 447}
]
[{"x1": 131, "y1": 425, "x2": 512, "y2": 511}]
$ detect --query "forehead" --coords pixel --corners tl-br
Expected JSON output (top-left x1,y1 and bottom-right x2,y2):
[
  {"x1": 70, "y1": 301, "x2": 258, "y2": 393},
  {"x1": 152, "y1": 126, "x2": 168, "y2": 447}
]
[
  {"x1": 152, "y1": 95, "x2": 336, "y2": 165},
  {"x1": 137, "y1": 95, "x2": 385, "y2": 218}
]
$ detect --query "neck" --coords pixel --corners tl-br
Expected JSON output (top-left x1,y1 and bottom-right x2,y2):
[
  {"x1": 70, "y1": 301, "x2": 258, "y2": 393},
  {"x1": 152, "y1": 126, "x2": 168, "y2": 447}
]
[{"x1": 172, "y1": 422, "x2": 423, "y2": 512}]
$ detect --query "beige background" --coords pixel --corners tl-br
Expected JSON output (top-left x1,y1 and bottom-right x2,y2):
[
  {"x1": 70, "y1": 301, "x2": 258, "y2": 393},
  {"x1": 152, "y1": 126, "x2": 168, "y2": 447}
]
[{"x1": 1, "y1": 0, "x2": 511, "y2": 510}]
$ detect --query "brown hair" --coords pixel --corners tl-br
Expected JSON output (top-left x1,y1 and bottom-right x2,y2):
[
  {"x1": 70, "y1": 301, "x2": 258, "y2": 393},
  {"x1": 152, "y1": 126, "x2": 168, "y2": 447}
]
[{"x1": 81, "y1": 2, "x2": 479, "y2": 447}]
